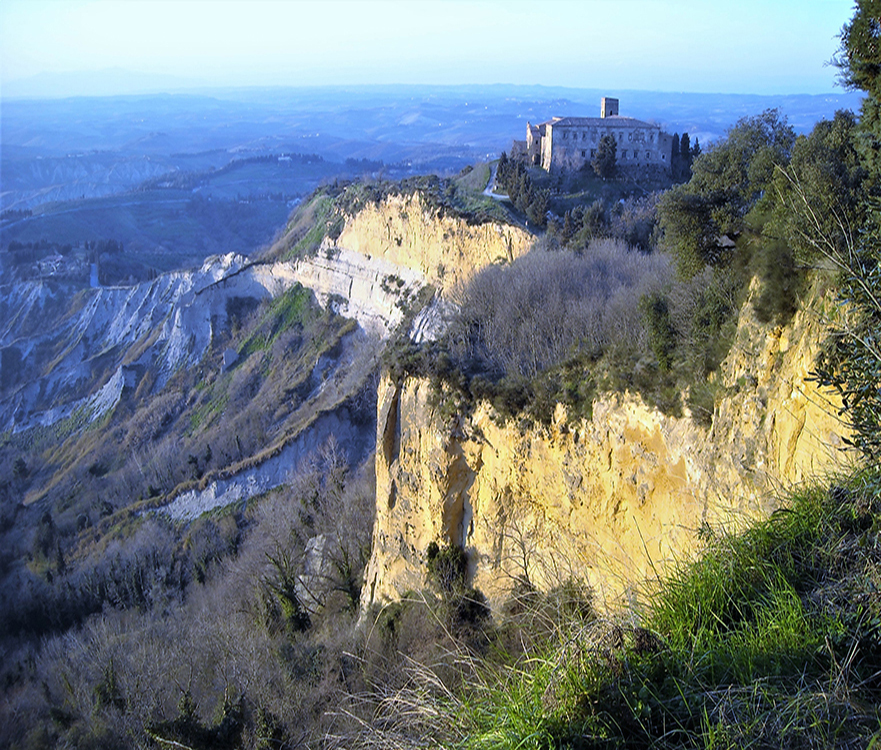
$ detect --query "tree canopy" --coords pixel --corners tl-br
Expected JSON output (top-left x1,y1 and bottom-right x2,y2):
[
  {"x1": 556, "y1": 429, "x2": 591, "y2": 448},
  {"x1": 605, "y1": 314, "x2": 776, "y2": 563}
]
[
  {"x1": 770, "y1": 109, "x2": 866, "y2": 264},
  {"x1": 658, "y1": 109, "x2": 795, "y2": 276},
  {"x1": 811, "y1": 0, "x2": 881, "y2": 460}
]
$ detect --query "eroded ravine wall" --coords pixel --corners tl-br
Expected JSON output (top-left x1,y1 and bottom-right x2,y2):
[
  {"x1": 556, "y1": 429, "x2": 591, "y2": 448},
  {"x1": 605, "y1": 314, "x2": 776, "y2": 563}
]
[
  {"x1": 333, "y1": 192, "x2": 533, "y2": 293},
  {"x1": 362, "y1": 278, "x2": 851, "y2": 611}
]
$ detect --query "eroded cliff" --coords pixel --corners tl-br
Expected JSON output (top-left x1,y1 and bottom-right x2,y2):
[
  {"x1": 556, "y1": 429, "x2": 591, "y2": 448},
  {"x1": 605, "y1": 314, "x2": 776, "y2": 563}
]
[
  {"x1": 286, "y1": 192, "x2": 532, "y2": 339},
  {"x1": 363, "y1": 277, "x2": 851, "y2": 611},
  {"x1": 332, "y1": 192, "x2": 533, "y2": 293}
]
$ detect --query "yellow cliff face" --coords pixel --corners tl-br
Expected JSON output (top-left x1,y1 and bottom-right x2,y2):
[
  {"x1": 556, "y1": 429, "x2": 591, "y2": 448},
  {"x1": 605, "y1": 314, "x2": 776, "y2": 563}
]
[
  {"x1": 362, "y1": 277, "x2": 851, "y2": 612},
  {"x1": 333, "y1": 192, "x2": 533, "y2": 293}
]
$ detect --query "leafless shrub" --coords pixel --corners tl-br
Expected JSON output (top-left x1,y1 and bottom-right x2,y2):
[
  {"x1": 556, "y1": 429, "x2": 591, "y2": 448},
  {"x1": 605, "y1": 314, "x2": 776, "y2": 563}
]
[
  {"x1": 448, "y1": 240, "x2": 673, "y2": 379},
  {"x1": 0, "y1": 443, "x2": 378, "y2": 748}
]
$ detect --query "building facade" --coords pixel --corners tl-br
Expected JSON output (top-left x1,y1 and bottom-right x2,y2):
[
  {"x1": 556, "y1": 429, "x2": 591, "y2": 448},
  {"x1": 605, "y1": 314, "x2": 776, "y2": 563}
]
[{"x1": 524, "y1": 97, "x2": 673, "y2": 174}]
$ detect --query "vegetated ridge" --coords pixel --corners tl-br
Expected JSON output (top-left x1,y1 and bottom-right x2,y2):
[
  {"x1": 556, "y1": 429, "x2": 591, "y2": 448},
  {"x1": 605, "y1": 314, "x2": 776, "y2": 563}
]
[{"x1": 3, "y1": 47, "x2": 881, "y2": 746}]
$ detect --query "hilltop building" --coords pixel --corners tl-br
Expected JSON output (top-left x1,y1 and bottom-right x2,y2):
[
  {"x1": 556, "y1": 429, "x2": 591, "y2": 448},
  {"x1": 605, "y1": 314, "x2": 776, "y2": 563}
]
[{"x1": 516, "y1": 97, "x2": 674, "y2": 174}]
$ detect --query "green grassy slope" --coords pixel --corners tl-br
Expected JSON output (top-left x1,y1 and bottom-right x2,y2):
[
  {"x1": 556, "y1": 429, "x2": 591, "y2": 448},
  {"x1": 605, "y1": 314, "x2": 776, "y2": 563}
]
[{"x1": 440, "y1": 470, "x2": 881, "y2": 749}]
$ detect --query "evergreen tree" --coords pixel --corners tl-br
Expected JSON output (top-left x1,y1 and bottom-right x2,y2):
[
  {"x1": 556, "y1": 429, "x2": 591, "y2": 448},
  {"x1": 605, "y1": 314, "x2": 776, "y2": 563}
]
[
  {"x1": 518, "y1": 170, "x2": 531, "y2": 206},
  {"x1": 497, "y1": 151, "x2": 509, "y2": 185},
  {"x1": 507, "y1": 163, "x2": 523, "y2": 203},
  {"x1": 678, "y1": 132, "x2": 693, "y2": 180},
  {"x1": 561, "y1": 211, "x2": 575, "y2": 245},
  {"x1": 526, "y1": 189, "x2": 549, "y2": 227},
  {"x1": 592, "y1": 134, "x2": 617, "y2": 178},
  {"x1": 811, "y1": 0, "x2": 881, "y2": 459},
  {"x1": 671, "y1": 133, "x2": 685, "y2": 181}
]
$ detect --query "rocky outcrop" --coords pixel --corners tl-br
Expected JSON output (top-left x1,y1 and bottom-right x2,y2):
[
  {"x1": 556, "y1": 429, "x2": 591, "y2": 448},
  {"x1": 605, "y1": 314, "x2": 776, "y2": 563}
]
[
  {"x1": 0, "y1": 253, "x2": 302, "y2": 432},
  {"x1": 291, "y1": 248, "x2": 426, "y2": 336},
  {"x1": 362, "y1": 278, "x2": 851, "y2": 611},
  {"x1": 288, "y1": 192, "x2": 532, "y2": 336},
  {"x1": 333, "y1": 192, "x2": 533, "y2": 293}
]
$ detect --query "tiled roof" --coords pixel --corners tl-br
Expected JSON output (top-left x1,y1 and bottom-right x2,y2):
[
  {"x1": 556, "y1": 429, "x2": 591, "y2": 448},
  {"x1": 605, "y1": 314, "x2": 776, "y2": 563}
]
[{"x1": 544, "y1": 116, "x2": 657, "y2": 129}]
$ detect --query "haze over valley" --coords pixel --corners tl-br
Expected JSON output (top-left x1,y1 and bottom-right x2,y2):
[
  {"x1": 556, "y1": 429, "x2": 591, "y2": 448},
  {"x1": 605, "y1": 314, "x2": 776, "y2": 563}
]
[{"x1": 3, "y1": 1, "x2": 881, "y2": 748}]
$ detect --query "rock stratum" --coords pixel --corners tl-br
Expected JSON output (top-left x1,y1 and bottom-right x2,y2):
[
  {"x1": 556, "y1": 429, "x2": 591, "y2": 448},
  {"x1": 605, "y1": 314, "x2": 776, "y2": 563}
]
[
  {"x1": 332, "y1": 192, "x2": 533, "y2": 292},
  {"x1": 362, "y1": 277, "x2": 850, "y2": 611}
]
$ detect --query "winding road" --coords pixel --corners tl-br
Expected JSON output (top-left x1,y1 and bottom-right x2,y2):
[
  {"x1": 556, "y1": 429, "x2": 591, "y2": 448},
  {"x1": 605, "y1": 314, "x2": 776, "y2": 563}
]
[{"x1": 482, "y1": 164, "x2": 509, "y2": 201}]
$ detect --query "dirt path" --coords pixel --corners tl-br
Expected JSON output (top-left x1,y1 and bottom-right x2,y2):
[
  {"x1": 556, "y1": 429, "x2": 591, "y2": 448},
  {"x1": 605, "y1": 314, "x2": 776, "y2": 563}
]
[{"x1": 482, "y1": 164, "x2": 508, "y2": 201}]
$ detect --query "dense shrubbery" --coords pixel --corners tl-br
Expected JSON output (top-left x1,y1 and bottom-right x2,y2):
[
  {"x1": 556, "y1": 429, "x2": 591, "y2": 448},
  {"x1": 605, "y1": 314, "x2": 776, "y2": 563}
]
[
  {"x1": 387, "y1": 239, "x2": 675, "y2": 423},
  {"x1": 447, "y1": 241, "x2": 671, "y2": 380},
  {"x1": 549, "y1": 192, "x2": 662, "y2": 252},
  {"x1": 656, "y1": 106, "x2": 865, "y2": 326},
  {"x1": 388, "y1": 238, "x2": 764, "y2": 426},
  {"x1": 658, "y1": 109, "x2": 797, "y2": 278}
]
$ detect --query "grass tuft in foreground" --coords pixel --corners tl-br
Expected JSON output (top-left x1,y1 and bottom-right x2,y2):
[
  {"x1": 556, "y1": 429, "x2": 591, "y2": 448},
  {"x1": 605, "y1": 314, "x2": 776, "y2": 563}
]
[{"x1": 371, "y1": 470, "x2": 881, "y2": 749}]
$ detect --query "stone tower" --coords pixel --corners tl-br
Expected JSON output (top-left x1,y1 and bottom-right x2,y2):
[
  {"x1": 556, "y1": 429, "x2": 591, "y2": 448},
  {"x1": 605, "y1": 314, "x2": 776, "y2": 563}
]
[{"x1": 601, "y1": 97, "x2": 619, "y2": 118}]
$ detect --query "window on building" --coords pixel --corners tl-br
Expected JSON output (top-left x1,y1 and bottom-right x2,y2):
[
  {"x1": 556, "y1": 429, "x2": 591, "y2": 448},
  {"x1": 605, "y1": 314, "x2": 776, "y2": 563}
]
[
  {"x1": 622, "y1": 150, "x2": 627, "y2": 158},
  {"x1": 581, "y1": 150, "x2": 586, "y2": 157},
  {"x1": 646, "y1": 151, "x2": 651, "y2": 159}
]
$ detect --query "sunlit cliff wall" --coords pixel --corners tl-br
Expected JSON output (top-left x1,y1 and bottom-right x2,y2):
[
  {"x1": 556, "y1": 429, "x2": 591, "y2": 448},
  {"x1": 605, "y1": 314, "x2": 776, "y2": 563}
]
[
  {"x1": 289, "y1": 193, "x2": 533, "y2": 339},
  {"x1": 332, "y1": 192, "x2": 533, "y2": 292},
  {"x1": 362, "y1": 277, "x2": 850, "y2": 611}
]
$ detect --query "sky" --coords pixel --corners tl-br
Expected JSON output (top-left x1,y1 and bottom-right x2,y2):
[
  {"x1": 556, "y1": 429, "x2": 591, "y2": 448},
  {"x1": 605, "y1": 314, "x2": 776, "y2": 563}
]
[{"x1": 0, "y1": 0, "x2": 855, "y2": 98}]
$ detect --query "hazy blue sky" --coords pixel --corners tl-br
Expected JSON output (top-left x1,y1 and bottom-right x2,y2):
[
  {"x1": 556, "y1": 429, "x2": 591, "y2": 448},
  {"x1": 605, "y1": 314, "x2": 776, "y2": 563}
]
[{"x1": 0, "y1": 0, "x2": 854, "y2": 97}]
